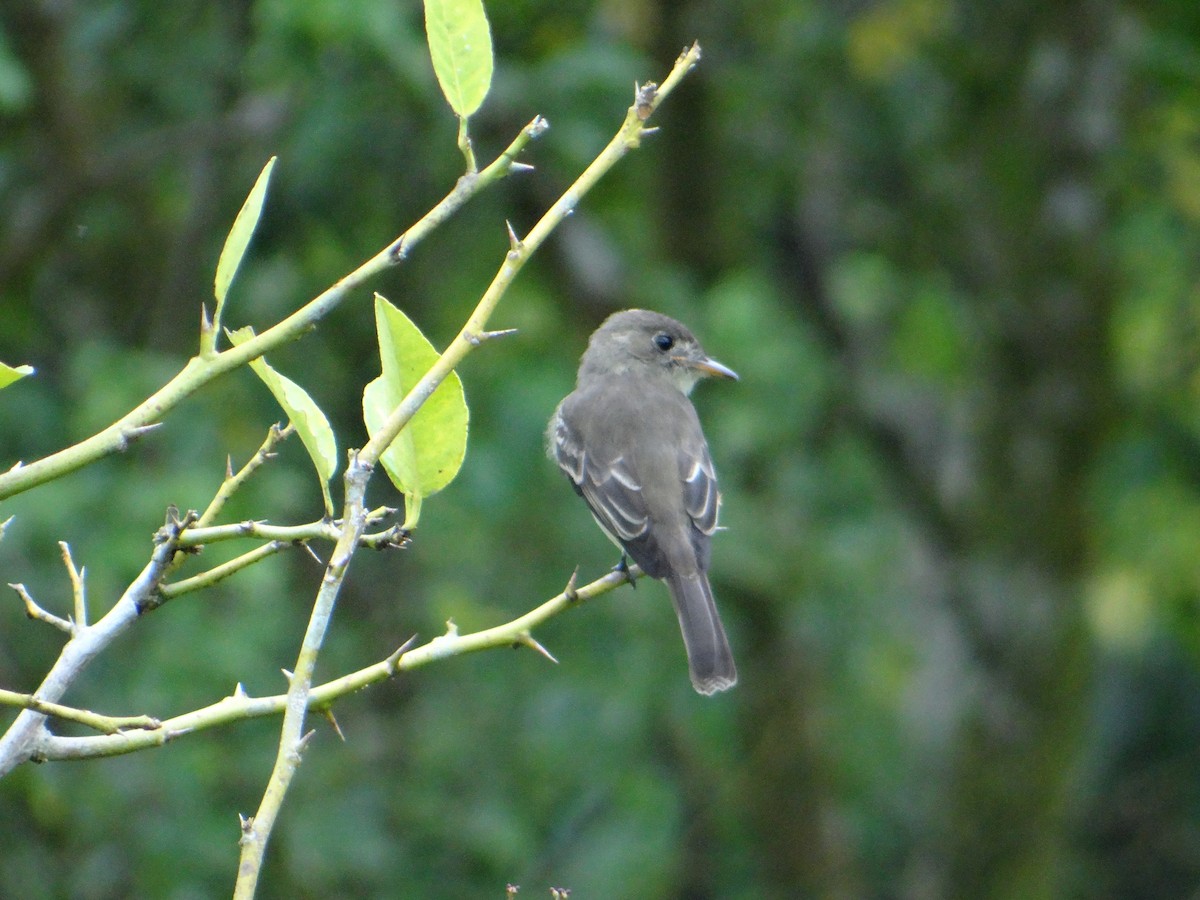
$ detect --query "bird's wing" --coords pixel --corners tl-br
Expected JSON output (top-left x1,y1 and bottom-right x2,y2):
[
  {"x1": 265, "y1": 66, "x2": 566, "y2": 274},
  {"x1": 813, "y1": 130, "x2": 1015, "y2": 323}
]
[
  {"x1": 680, "y1": 447, "x2": 721, "y2": 537},
  {"x1": 551, "y1": 409, "x2": 650, "y2": 543},
  {"x1": 551, "y1": 395, "x2": 723, "y2": 580}
]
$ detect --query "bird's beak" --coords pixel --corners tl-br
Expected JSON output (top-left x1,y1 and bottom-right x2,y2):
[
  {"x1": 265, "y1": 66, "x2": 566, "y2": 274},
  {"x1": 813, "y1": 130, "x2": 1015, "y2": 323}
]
[{"x1": 682, "y1": 355, "x2": 739, "y2": 381}]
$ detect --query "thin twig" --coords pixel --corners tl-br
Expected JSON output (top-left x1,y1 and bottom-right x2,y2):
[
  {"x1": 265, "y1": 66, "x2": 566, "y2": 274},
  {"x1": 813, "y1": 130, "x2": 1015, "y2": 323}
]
[
  {"x1": 9, "y1": 583, "x2": 73, "y2": 635},
  {"x1": 195, "y1": 423, "x2": 295, "y2": 532},
  {"x1": 158, "y1": 541, "x2": 290, "y2": 600},
  {"x1": 0, "y1": 689, "x2": 159, "y2": 735},
  {"x1": 59, "y1": 542, "x2": 87, "y2": 628}
]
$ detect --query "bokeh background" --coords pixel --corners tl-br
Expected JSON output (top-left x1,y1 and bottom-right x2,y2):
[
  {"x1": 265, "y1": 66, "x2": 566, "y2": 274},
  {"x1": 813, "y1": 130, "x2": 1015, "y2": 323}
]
[{"x1": 2, "y1": 1, "x2": 1200, "y2": 897}]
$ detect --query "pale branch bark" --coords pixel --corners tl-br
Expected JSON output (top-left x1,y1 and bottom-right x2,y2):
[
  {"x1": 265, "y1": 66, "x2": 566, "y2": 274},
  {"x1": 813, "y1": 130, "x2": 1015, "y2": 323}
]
[
  {"x1": 0, "y1": 689, "x2": 160, "y2": 736},
  {"x1": 172, "y1": 511, "x2": 401, "y2": 549},
  {"x1": 191, "y1": 423, "x2": 296, "y2": 537},
  {"x1": 0, "y1": 476, "x2": 402, "y2": 774},
  {"x1": 0, "y1": 511, "x2": 193, "y2": 776},
  {"x1": 2, "y1": 565, "x2": 639, "y2": 763},
  {"x1": 158, "y1": 541, "x2": 290, "y2": 601}
]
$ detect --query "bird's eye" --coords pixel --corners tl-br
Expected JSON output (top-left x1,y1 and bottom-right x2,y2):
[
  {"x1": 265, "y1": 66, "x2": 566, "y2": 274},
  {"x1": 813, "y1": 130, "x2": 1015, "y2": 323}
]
[{"x1": 654, "y1": 332, "x2": 674, "y2": 351}]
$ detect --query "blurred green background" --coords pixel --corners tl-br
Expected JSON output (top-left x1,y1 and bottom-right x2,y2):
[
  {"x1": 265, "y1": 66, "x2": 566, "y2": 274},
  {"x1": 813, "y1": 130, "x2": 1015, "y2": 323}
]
[{"x1": 2, "y1": 0, "x2": 1200, "y2": 897}]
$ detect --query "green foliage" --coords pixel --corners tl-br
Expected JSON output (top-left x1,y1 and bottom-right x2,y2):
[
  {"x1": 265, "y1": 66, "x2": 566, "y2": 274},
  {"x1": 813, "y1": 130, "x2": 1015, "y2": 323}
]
[
  {"x1": 0, "y1": 362, "x2": 33, "y2": 391},
  {"x1": 214, "y1": 157, "x2": 277, "y2": 326},
  {"x1": 228, "y1": 326, "x2": 339, "y2": 515},
  {"x1": 363, "y1": 294, "x2": 468, "y2": 529},
  {"x1": 423, "y1": 0, "x2": 494, "y2": 118}
]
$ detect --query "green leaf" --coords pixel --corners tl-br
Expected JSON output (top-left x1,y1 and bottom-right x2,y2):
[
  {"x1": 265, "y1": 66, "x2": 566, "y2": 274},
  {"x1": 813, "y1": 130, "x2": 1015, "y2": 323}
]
[
  {"x1": 214, "y1": 157, "x2": 277, "y2": 320},
  {"x1": 423, "y1": 0, "x2": 493, "y2": 118},
  {"x1": 363, "y1": 293, "x2": 468, "y2": 529},
  {"x1": 0, "y1": 361, "x2": 34, "y2": 391},
  {"x1": 227, "y1": 326, "x2": 338, "y2": 515}
]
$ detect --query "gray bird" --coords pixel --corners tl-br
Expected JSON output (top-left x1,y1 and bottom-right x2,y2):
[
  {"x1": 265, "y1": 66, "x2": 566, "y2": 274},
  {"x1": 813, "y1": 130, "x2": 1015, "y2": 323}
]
[{"x1": 548, "y1": 309, "x2": 738, "y2": 694}]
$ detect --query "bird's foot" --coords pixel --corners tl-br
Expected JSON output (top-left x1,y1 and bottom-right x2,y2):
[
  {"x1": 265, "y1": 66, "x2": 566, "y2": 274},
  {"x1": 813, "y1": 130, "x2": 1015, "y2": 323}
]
[{"x1": 612, "y1": 554, "x2": 637, "y2": 589}]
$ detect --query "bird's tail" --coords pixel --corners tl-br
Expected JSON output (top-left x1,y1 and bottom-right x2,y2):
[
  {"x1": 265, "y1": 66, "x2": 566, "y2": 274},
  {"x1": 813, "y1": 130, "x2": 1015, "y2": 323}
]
[{"x1": 665, "y1": 573, "x2": 737, "y2": 695}]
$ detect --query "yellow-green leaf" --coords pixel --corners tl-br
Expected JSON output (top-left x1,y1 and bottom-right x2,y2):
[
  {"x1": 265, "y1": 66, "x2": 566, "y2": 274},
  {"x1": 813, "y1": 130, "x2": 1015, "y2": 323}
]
[
  {"x1": 423, "y1": 0, "x2": 493, "y2": 119},
  {"x1": 215, "y1": 157, "x2": 277, "y2": 319},
  {"x1": 228, "y1": 326, "x2": 338, "y2": 515},
  {"x1": 0, "y1": 361, "x2": 33, "y2": 391},
  {"x1": 363, "y1": 294, "x2": 468, "y2": 529}
]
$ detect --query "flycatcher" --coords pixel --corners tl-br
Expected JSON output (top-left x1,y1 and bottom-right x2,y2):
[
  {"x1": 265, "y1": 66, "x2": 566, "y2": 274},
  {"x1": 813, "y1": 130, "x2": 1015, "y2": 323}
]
[{"x1": 548, "y1": 309, "x2": 738, "y2": 694}]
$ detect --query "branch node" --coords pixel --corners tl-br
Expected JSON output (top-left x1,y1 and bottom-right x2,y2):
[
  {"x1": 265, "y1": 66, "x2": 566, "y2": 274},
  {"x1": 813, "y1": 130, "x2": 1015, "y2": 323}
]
[
  {"x1": 117, "y1": 422, "x2": 163, "y2": 451},
  {"x1": 387, "y1": 525, "x2": 413, "y2": 549},
  {"x1": 321, "y1": 707, "x2": 346, "y2": 742},
  {"x1": 467, "y1": 327, "x2": 520, "y2": 347},
  {"x1": 389, "y1": 234, "x2": 409, "y2": 262},
  {"x1": 635, "y1": 81, "x2": 659, "y2": 119},
  {"x1": 59, "y1": 541, "x2": 88, "y2": 627},
  {"x1": 386, "y1": 634, "x2": 419, "y2": 674},
  {"x1": 517, "y1": 631, "x2": 559, "y2": 665},
  {"x1": 506, "y1": 219, "x2": 524, "y2": 252},
  {"x1": 155, "y1": 506, "x2": 199, "y2": 544},
  {"x1": 364, "y1": 505, "x2": 398, "y2": 526},
  {"x1": 116, "y1": 714, "x2": 162, "y2": 733},
  {"x1": 563, "y1": 566, "x2": 580, "y2": 603},
  {"x1": 11, "y1": 582, "x2": 74, "y2": 634},
  {"x1": 295, "y1": 729, "x2": 317, "y2": 757},
  {"x1": 200, "y1": 304, "x2": 215, "y2": 356}
]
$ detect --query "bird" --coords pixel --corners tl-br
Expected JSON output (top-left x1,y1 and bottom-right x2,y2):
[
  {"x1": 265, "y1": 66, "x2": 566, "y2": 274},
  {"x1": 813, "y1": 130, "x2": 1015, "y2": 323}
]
[{"x1": 548, "y1": 309, "x2": 738, "y2": 694}]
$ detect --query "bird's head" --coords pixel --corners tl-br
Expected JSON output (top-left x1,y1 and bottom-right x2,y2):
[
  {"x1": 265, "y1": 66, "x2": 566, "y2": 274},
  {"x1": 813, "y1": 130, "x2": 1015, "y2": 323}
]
[{"x1": 578, "y1": 309, "x2": 738, "y2": 395}]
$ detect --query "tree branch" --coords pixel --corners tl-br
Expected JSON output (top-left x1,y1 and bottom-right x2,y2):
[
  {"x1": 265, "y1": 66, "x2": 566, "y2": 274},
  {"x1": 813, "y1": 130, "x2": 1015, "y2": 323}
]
[
  {"x1": 233, "y1": 44, "x2": 702, "y2": 897},
  {"x1": 0, "y1": 511, "x2": 193, "y2": 776},
  {"x1": 0, "y1": 119, "x2": 544, "y2": 503},
  {"x1": 17, "y1": 565, "x2": 638, "y2": 764},
  {"x1": 0, "y1": 117, "x2": 545, "y2": 777},
  {"x1": 0, "y1": 689, "x2": 160, "y2": 736}
]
